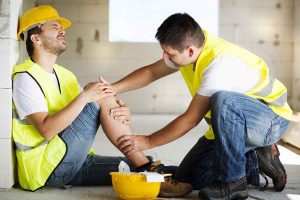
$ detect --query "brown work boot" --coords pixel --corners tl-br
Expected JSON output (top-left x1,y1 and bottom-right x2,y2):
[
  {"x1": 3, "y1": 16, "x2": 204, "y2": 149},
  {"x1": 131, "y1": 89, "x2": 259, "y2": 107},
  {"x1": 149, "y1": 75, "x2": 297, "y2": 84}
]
[
  {"x1": 145, "y1": 161, "x2": 193, "y2": 198},
  {"x1": 159, "y1": 174, "x2": 193, "y2": 198}
]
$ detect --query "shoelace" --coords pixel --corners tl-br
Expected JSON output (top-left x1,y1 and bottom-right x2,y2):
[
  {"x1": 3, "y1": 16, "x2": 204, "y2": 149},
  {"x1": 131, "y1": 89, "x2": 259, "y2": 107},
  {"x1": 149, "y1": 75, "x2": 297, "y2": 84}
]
[
  {"x1": 164, "y1": 174, "x2": 178, "y2": 185},
  {"x1": 259, "y1": 171, "x2": 269, "y2": 191},
  {"x1": 150, "y1": 165, "x2": 178, "y2": 185},
  {"x1": 149, "y1": 164, "x2": 162, "y2": 173}
]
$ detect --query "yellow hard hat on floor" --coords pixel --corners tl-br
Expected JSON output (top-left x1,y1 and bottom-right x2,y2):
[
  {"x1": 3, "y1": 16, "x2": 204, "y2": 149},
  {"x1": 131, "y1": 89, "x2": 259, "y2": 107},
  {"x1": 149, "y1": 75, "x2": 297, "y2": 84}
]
[
  {"x1": 110, "y1": 172, "x2": 161, "y2": 199},
  {"x1": 18, "y1": 5, "x2": 71, "y2": 40}
]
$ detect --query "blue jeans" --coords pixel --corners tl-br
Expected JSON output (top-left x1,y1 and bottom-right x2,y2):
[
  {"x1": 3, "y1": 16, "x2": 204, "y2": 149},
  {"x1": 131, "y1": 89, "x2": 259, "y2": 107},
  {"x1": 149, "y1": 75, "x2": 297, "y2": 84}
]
[
  {"x1": 46, "y1": 103, "x2": 133, "y2": 187},
  {"x1": 176, "y1": 91, "x2": 289, "y2": 189}
]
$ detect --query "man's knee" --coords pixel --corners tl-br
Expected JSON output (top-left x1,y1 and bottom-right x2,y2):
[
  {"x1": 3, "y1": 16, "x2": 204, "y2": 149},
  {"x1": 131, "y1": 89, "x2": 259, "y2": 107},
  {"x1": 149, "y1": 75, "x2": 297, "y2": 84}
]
[{"x1": 97, "y1": 95, "x2": 119, "y2": 111}]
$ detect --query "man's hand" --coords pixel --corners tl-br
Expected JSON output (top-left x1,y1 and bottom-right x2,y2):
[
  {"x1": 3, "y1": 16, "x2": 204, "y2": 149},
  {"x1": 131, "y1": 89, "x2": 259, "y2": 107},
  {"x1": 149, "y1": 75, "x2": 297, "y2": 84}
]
[
  {"x1": 81, "y1": 82, "x2": 116, "y2": 104},
  {"x1": 117, "y1": 135, "x2": 150, "y2": 155},
  {"x1": 110, "y1": 100, "x2": 131, "y2": 124}
]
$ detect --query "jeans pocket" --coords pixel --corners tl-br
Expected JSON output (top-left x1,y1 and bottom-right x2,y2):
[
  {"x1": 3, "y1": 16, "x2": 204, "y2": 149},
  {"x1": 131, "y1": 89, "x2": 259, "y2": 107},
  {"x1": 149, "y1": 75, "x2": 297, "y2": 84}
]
[
  {"x1": 54, "y1": 162, "x2": 74, "y2": 183},
  {"x1": 264, "y1": 115, "x2": 282, "y2": 145}
]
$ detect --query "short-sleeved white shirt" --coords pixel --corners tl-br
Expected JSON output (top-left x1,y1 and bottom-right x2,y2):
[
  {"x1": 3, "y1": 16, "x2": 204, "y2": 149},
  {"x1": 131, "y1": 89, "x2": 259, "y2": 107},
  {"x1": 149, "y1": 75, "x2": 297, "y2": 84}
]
[
  {"x1": 13, "y1": 72, "x2": 82, "y2": 120},
  {"x1": 165, "y1": 55, "x2": 261, "y2": 97},
  {"x1": 13, "y1": 72, "x2": 58, "y2": 120}
]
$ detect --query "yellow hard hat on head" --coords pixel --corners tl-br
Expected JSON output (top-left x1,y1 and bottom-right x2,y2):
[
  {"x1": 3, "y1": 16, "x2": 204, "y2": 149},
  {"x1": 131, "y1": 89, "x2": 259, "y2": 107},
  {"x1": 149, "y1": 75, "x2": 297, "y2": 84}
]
[{"x1": 18, "y1": 5, "x2": 71, "y2": 40}]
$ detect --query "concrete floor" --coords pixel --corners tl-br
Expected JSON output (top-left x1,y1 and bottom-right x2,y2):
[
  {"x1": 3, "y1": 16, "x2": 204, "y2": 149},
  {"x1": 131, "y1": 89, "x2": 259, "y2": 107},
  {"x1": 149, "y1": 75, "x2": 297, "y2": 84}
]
[{"x1": 1, "y1": 114, "x2": 300, "y2": 200}]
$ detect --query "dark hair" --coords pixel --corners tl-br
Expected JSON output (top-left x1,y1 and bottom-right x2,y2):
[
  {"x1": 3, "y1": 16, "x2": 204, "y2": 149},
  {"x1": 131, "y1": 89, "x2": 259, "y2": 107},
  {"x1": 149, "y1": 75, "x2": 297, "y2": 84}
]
[
  {"x1": 155, "y1": 13, "x2": 205, "y2": 52},
  {"x1": 25, "y1": 26, "x2": 42, "y2": 58}
]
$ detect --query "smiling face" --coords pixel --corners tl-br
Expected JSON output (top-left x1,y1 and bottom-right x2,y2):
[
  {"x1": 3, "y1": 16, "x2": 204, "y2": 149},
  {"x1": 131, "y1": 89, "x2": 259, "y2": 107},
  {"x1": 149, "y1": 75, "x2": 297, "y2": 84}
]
[{"x1": 38, "y1": 20, "x2": 66, "y2": 56}]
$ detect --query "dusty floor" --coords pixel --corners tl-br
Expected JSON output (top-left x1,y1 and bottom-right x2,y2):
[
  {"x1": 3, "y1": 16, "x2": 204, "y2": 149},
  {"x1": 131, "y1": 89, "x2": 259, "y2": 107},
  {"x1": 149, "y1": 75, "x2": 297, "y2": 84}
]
[{"x1": 1, "y1": 114, "x2": 300, "y2": 200}]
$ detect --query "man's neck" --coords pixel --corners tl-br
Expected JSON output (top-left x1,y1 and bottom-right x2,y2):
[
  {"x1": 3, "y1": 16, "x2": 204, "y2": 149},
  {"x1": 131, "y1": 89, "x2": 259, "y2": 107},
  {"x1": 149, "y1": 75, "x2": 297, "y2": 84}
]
[
  {"x1": 32, "y1": 51, "x2": 57, "y2": 73},
  {"x1": 192, "y1": 47, "x2": 203, "y2": 63},
  {"x1": 191, "y1": 46, "x2": 204, "y2": 71}
]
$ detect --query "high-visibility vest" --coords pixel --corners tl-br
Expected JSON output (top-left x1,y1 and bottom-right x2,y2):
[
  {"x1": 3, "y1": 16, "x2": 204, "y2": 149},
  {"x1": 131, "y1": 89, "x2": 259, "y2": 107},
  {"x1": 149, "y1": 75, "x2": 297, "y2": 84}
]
[
  {"x1": 180, "y1": 31, "x2": 292, "y2": 140},
  {"x1": 12, "y1": 58, "x2": 80, "y2": 191}
]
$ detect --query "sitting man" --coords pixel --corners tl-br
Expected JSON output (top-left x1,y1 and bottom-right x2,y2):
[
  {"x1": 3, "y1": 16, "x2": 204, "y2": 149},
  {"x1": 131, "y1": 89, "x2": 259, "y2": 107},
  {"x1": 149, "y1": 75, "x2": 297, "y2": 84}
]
[{"x1": 12, "y1": 5, "x2": 192, "y2": 197}]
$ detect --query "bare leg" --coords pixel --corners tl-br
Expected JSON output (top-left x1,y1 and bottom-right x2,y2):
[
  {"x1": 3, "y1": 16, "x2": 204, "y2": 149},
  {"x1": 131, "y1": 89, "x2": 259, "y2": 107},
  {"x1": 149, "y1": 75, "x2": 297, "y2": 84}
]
[{"x1": 97, "y1": 96, "x2": 149, "y2": 167}]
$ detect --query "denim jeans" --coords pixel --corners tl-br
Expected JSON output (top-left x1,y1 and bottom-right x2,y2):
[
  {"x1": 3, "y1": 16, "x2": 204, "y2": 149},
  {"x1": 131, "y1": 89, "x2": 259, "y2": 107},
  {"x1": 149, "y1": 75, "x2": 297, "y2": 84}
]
[
  {"x1": 176, "y1": 91, "x2": 289, "y2": 189},
  {"x1": 46, "y1": 103, "x2": 133, "y2": 187}
]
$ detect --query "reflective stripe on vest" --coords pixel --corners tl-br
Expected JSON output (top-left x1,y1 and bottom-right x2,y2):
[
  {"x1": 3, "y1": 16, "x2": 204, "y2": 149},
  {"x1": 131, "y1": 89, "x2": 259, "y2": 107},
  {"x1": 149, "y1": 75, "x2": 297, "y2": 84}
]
[
  {"x1": 255, "y1": 73, "x2": 275, "y2": 97},
  {"x1": 12, "y1": 58, "x2": 80, "y2": 191},
  {"x1": 15, "y1": 140, "x2": 48, "y2": 152},
  {"x1": 12, "y1": 108, "x2": 31, "y2": 125},
  {"x1": 180, "y1": 30, "x2": 292, "y2": 140}
]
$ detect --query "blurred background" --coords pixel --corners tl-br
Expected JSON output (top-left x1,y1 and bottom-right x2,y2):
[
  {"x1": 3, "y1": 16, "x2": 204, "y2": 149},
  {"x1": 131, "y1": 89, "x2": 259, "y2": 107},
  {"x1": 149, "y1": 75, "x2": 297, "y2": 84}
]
[
  {"x1": 1, "y1": 0, "x2": 300, "y2": 195},
  {"x1": 14, "y1": 0, "x2": 300, "y2": 113}
]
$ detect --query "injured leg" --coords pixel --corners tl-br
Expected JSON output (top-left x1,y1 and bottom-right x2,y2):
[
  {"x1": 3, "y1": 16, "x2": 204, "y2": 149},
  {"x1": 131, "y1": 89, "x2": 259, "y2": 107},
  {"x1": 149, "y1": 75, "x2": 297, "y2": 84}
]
[{"x1": 97, "y1": 95, "x2": 150, "y2": 167}]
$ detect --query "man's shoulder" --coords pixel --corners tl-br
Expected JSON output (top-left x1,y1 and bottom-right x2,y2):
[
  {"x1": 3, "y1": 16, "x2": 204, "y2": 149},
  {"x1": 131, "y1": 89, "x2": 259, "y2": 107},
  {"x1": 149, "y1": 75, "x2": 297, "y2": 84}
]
[
  {"x1": 14, "y1": 58, "x2": 32, "y2": 68},
  {"x1": 13, "y1": 72, "x2": 35, "y2": 85},
  {"x1": 12, "y1": 58, "x2": 35, "y2": 77}
]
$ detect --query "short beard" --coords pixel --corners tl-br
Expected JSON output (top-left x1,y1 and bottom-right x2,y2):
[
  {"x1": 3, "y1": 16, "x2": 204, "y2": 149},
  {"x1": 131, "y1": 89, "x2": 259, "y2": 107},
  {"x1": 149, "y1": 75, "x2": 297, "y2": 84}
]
[{"x1": 42, "y1": 40, "x2": 66, "y2": 56}]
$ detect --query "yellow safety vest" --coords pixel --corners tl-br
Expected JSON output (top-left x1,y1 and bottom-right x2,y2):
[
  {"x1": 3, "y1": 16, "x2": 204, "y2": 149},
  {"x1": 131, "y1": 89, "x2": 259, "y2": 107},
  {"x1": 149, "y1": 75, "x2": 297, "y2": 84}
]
[
  {"x1": 12, "y1": 58, "x2": 80, "y2": 191},
  {"x1": 180, "y1": 31, "x2": 292, "y2": 140}
]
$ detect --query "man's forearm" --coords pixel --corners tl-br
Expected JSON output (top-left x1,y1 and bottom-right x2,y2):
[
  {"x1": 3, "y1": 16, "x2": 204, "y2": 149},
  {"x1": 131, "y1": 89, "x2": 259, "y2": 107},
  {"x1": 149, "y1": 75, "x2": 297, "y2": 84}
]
[
  {"x1": 113, "y1": 59, "x2": 176, "y2": 93},
  {"x1": 113, "y1": 67, "x2": 155, "y2": 94},
  {"x1": 148, "y1": 113, "x2": 200, "y2": 148},
  {"x1": 27, "y1": 95, "x2": 86, "y2": 140}
]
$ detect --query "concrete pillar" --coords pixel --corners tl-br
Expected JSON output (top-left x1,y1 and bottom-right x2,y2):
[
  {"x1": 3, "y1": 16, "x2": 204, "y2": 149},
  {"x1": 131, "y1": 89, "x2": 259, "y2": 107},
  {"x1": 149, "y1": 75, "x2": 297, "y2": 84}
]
[
  {"x1": 293, "y1": 0, "x2": 300, "y2": 111},
  {"x1": 0, "y1": 0, "x2": 22, "y2": 189}
]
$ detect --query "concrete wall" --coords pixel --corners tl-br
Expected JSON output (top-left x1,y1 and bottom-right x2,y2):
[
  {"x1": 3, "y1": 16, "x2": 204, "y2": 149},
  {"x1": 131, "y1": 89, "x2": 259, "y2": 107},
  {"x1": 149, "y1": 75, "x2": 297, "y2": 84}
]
[
  {"x1": 0, "y1": 0, "x2": 22, "y2": 188},
  {"x1": 32, "y1": 0, "x2": 296, "y2": 114},
  {"x1": 219, "y1": 0, "x2": 294, "y2": 106},
  {"x1": 0, "y1": 0, "x2": 35, "y2": 189},
  {"x1": 0, "y1": 0, "x2": 298, "y2": 188},
  {"x1": 34, "y1": 0, "x2": 191, "y2": 114},
  {"x1": 294, "y1": 0, "x2": 300, "y2": 111}
]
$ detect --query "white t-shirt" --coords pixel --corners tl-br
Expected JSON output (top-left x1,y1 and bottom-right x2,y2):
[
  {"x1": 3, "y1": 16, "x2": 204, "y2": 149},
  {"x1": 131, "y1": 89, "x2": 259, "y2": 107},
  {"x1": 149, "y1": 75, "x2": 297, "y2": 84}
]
[
  {"x1": 165, "y1": 55, "x2": 261, "y2": 97},
  {"x1": 13, "y1": 72, "x2": 82, "y2": 120}
]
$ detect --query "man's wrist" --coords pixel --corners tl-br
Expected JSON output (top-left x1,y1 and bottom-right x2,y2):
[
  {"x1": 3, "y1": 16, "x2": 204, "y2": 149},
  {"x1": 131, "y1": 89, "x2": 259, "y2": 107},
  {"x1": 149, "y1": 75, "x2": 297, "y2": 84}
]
[
  {"x1": 112, "y1": 83, "x2": 124, "y2": 94},
  {"x1": 147, "y1": 135, "x2": 154, "y2": 149},
  {"x1": 77, "y1": 92, "x2": 89, "y2": 105}
]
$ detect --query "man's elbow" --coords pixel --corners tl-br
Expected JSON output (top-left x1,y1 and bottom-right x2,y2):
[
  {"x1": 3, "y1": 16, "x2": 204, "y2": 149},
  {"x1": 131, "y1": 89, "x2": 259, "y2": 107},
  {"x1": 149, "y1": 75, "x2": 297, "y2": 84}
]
[
  {"x1": 39, "y1": 128, "x2": 54, "y2": 141},
  {"x1": 142, "y1": 67, "x2": 157, "y2": 82},
  {"x1": 181, "y1": 113, "x2": 201, "y2": 129},
  {"x1": 185, "y1": 113, "x2": 201, "y2": 128},
  {"x1": 189, "y1": 119, "x2": 200, "y2": 128}
]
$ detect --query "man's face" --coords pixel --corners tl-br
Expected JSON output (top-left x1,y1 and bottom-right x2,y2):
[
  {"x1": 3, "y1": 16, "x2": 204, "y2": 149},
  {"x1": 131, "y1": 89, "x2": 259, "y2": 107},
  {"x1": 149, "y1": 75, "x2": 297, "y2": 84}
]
[
  {"x1": 161, "y1": 44, "x2": 191, "y2": 68},
  {"x1": 38, "y1": 20, "x2": 66, "y2": 56}
]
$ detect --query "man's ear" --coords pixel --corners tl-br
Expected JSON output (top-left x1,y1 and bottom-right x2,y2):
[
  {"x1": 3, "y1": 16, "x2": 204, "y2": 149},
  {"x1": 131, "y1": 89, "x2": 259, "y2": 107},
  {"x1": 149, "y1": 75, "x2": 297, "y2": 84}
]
[
  {"x1": 30, "y1": 34, "x2": 41, "y2": 45},
  {"x1": 187, "y1": 46, "x2": 194, "y2": 57}
]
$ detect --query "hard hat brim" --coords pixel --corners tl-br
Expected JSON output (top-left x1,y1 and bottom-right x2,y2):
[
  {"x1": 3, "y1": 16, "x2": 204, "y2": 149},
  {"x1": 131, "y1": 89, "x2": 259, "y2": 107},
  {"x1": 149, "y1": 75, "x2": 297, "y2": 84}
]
[
  {"x1": 57, "y1": 17, "x2": 71, "y2": 30},
  {"x1": 17, "y1": 17, "x2": 71, "y2": 40}
]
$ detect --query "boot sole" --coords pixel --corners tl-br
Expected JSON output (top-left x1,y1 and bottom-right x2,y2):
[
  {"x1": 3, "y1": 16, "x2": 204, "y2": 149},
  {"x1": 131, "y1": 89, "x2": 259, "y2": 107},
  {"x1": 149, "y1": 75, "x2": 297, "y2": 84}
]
[
  {"x1": 198, "y1": 190, "x2": 248, "y2": 200},
  {"x1": 257, "y1": 148, "x2": 286, "y2": 191},
  {"x1": 159, "y1": 189, "x2": 192, "y2": 198}
]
